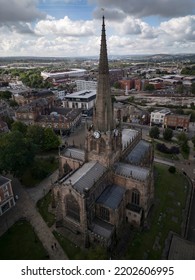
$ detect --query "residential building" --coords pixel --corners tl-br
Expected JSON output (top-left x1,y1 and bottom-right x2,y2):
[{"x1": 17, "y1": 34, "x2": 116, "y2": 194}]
[
  {"x1": 76, "y1": 80, "x2": 97, "y2": 91},
  {"x1": 36, "y1": 109, "x2": 82, "y2": 135},
  {"x1": 13, "y1": 89, "x2": 55, "y2": 106},
  {"x1": 53, "y1": 17, "x2": 154, "y2": 249},
  {"x1": 0, "y1": 176, "x2": 15, "y2": 216},
  {"x1": 164, "y1": 114, "x2": 190, "y2": 131},
  {"x1": 150, "y1": 108, "x2": 171, "y2": 127}
]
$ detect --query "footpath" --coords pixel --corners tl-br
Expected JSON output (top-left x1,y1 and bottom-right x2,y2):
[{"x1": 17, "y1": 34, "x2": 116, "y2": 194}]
[{"x1": 0, "y1": 173, "x2": 68, "y2": 260}]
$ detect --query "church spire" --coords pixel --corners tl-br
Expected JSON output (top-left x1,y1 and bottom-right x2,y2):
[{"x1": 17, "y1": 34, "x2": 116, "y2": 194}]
[
  {"x1": 93, "y1": 16, "x2": 114, "y2": 132},
  {"x1": 99, "y1": 16, "x2": 109, "y2": 75}
]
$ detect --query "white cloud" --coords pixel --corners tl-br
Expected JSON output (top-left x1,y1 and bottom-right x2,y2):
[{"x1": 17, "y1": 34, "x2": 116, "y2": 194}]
[{"x1": 35, "y1": 16, "x2": 95, "y2": 36}]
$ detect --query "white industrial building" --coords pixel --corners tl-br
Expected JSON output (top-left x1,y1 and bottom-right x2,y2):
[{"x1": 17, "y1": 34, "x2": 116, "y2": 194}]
[
  {"x1": 41, "y1": 69, "x2": 87, "y2": 80},
  {"x1": 62, "y1": 90, "x2": 96, "y2": 116}
]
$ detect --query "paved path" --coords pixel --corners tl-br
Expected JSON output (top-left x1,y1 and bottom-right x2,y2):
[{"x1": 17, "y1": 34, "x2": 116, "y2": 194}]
[{"x1": 0, "y1": 174, "x2": 68, "y2": 260}]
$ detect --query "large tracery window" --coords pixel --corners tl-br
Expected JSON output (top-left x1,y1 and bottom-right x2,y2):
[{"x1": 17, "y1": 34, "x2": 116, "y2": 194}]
[
  {"x1": 131, "y1": 189, "x2": 140, "y2": 206},
  {"x1": 65, "y1": 194, "x2": 80, "y2": 222},
  {"x1": 99, "y1": 206, "x2": 110, "y2": 222}
]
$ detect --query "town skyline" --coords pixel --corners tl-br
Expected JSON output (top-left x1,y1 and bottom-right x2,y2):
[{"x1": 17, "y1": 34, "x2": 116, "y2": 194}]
[{"x1": 1, "y1": 0, "x2": 195, "y2": 57}]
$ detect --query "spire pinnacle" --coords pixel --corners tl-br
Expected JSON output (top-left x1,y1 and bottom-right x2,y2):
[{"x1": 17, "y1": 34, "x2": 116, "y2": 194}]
[
  {"x1": 93, "y1": 16, "x2": 114, "y2": 132},
  {"x1": 99, "y1": 15, "x2": 109, "y2": 74}
]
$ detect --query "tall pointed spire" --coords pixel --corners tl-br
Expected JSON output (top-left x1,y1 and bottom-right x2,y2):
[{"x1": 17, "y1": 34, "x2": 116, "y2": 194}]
[
  {"x1": 99, "y1": 16, "x2": 109, "y2": 75},
  {"x1": 93, "y1": 16, "x2": 114, "y2": 132}
]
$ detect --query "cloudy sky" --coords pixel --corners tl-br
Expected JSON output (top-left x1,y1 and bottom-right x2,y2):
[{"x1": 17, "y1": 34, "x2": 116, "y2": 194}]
[{"x1": 1, "y1": 0, "x2": 195, "y2": 57}]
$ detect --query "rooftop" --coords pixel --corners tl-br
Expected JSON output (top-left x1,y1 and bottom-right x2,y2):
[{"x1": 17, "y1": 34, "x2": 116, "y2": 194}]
[
  {"x1": 114, "y1": 162, "x2": 150, "y2": 182},
  {"x1": 65, "y1": 90, "x2": 96, "y2": 100},
  {"x1": 126, "y1": 140, "x2": 150, "y2": 165},
  {"x1": 96, "y1": 184, "x2": 125, "y2": 209},
  {"x1": 63, "y1": 161, "x2": 106, "y2": 194},
  {"x1": 91, "y1": 218, "x2": 114, "y2": 239},
  {"x1": 0, "y1": 175, "x2": 10, "y2": 186},
  {"x1": 122, "y1": 128, "x2": 139, "y2": 150},
  {"x1": 62, "y1": 147, "x2": 85, "y2": 162}
]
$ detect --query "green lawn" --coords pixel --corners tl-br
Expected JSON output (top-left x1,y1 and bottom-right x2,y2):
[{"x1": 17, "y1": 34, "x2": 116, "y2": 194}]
[
  {"x1": 125, "y1": 163, "x2": 189, "y2": 260},
  {"x1": 53, "y1": 231, "x2": 108, "y2": 260},
  {"x1": 37, "y1": 191, "x2": 55, "y2": 227},
  {"x1": 0, "y1": 220, "x2": 48, "y2": 260}
]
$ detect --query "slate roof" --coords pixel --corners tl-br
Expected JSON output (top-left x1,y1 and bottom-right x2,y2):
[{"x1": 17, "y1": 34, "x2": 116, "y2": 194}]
[
  {"x1": 91, "y1": 218, "x2": 114, "y2": 239},
  {"x1": 96, "y1": 185, "x2": 125, "y2": 209},
  {"x1": 63, "y1": 147, "x2": 85, "y2": 161},
  {"x1": 63, "y1": 161, "x2": 106, "y2": 194},
  {"x1": 168, "y1": 234, "x2": 195, "y2": 260},
  {"x1": 0, "y1": 176, "x2": 10, "y2": 186},
  {"x1": 122, "y1": 128, "x2": 138, "y2": 150},
  {"x1": 126, "y1": 140, "x2": 150, "y2": 165},
  {"x1": 114, "y1": 162, "x2": 150, "y2": 182}
]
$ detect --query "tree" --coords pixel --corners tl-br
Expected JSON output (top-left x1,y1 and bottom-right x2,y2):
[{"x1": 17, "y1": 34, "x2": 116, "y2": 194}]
[
  {"x1": 191, "y1": 83, "x2": 195, "y2": 95},
  {"x1": 163, "y1": 128, "x2": 173, "y2": 141},
  {"x1": 192, "y1": 136, "x2": 195, "y2": 148},
  {"x1": 113, "y1": 81, "x2": 121, "y2": 89},
  {"x1": 177, "y1": 132, "x2": 188, "y2": 144},
  {"x1": 144, "y1": 84, "x2": 155, "y2": 91},
  {"x1": 0, "y1": 131, "x2": 35, "y2": 177},
  {"x1": 11, "y1": 121, "x2": 27, "y2": 135},
  {"x1": 42, "y1": 128, "x2": 60, "y2": 151},
  {"x1": 168, "y1": 166, "x2": 176, "y2": 174},
  {"x1": 149, "y1": 126, "x2": 160, "y2": 139},
  {"x1": 176, "y1": 84, "x2": 184, "y2": 94},
  {"x1": 0, "y1": 90, "x2": 12, "y2": 100},
  {"x1": 26, "y1": 125, "x2": 45, "y2": 152}
]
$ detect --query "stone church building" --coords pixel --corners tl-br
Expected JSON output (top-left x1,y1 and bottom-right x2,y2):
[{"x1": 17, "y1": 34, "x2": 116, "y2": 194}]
[{"x1": 53, "y1": 17, "x2": 154, "y2": 248}]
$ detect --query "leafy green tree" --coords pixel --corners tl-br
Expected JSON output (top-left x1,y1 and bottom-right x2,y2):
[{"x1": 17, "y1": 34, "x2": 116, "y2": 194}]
[
  {"x1": 192, "y1": 136, "x2": 195, "y2": 148},
  {"x1": 176, "y1": 84, "x2": 184, "y2": 94},
  {"x1": 11, "y1": 121, "x2": 27, "y2": 135},
  {"x1": 149, "y1": 126, "x2": 160, "y2": 139},
  {"x1": 144, "y1": 84, "x2": 155, "y2": 91},
  {"x1": 177, "y1": 132, "x2": 188, "y2": 144},
  {"x1": 0, "y1": 131, "x2": 35, "y2": 177},
  {"x1": 43, "y1": 128, "x2": 60, "y2": 151},
  {"x1": 1, "y1": 116, "x2": 14, "y2": 129},
  {"x1": 0, "y1": 91, "x2": 12, "y2": 100},
  {"x1": 191, "y1": 83, "x2": 195, "y2": 95},
  {"x1": 163, "y1": 128, "x2": 173, "y2": 141},
  {"x1": 26, "y1": 125, "x2": 45, "y2": 151},
  {"x1": 113, "y1": 81, "x2": 121, "y2": 89},
  {"x1": 168, "y1": 166, "x2": 176, "y2": 174}
]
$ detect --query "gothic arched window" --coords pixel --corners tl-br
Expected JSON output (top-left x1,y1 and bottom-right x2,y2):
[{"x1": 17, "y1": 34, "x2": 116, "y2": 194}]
[
  {"x1": 131, "y1": 189, "x2": 140, "y2": 206},
  {"x1": 100, "y1": 206, "x2": 110, "y2": 221},
  {"x1": 65, "y1": 194, "x2": 80, "y2": 222}
]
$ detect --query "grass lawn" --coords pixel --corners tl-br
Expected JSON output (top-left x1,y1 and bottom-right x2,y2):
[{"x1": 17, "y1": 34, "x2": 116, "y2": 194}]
[
  {"x1": 0, "y1": 220, "x2": 48, "y2": 260},
  {"x1": 125, "y1": 163, "x2": 189, "y2": 260},
  {"x1": 53, "y1": 231, "x2": 108, "y2": 260},
  {"x1": 37, "y1": 191, "x2": 55, "y2": 227}
]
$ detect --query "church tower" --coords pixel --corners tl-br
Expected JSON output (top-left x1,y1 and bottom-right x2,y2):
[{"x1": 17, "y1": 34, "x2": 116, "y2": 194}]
[{"x1": 85, "y1": 16, "x2": 122, "y2": 167}]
